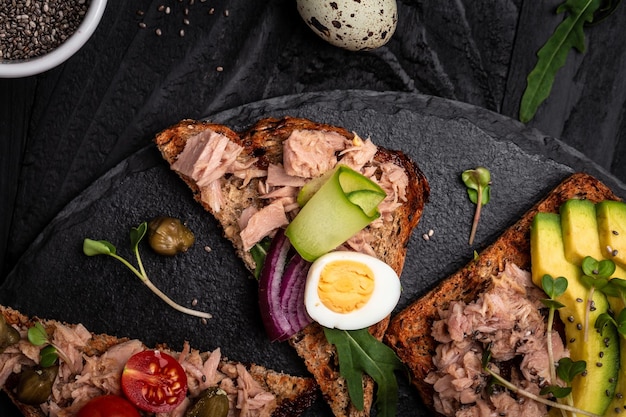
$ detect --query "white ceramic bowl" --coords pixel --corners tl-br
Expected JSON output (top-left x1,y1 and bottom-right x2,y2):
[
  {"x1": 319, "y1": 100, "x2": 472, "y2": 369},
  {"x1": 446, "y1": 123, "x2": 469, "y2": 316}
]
[{"x1": 0, "y1": 0, "x2": 108, "y2": 78}]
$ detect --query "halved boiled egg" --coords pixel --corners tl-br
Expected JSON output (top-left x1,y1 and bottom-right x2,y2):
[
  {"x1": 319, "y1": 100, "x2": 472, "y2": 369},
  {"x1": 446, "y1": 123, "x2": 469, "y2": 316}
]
[{"x1": 304, "y1": 251, "x2": 401, "y2": 330}]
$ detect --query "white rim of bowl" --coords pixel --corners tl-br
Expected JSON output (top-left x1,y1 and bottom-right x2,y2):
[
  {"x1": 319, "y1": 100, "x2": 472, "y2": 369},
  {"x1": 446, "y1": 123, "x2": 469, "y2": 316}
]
[{"x1": 0, "y1": 0, "x2": 108, "y2": 78}]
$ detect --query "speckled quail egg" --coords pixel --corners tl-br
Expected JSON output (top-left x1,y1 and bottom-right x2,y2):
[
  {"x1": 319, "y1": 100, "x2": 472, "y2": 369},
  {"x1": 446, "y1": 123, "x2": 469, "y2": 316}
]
[
  {"x1": 303, "y1": 251, "x2": 401, "y2": 330},
  {"x1": 296, "y1": 0, "x2": 398, "y2": 51}
]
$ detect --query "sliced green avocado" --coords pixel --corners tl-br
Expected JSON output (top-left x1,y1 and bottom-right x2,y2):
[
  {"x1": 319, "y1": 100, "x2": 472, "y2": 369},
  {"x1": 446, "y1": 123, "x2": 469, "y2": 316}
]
[
  {"x1": 531, "y1": 212, "x2": 619, "y2": 416},
  {"x1": 561, "y1": 199, "x2": 626, "y2": 278},
  {"x1": 597, "y1": 200, "x2": 626, "y2": 271},
  {"x1": 596, "y1": 200, "x2": 626, "y2": 416}
]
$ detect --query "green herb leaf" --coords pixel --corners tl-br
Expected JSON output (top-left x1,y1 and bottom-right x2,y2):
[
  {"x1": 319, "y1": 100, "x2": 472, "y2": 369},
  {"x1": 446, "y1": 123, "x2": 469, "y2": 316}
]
[
  {"x1": 519, "y1": 0, "x2": 601, "y2": 123},
  {"x1": 82, "y1": 239, "x2": 116, "y2": 256},
  {"x1": 556, "y1": 357, "x2": 587, "y2": 383},
  {"x1": 250, "y1": 237, "x2": 272, "y2": 280},
  {"x1": 323, "y1": 327, "x2": 404, "y2": 417},
  {"x1": 540, "y1": 384, "x2": 572, "y2": 398},
  {"x1": 39, "y1": 345, "x2": 59, "y2": 368},
  {"x1": 596, "y1": 312, "x2": 618, "y2": 335},
  {"x1": 27, "y1": 323, "x2": 49, "y2": 346},
  {"x1": 130, "y1": 222, "x2": 147, "y2": 251},
  {"x1": 541, "y1": 274, "x2": 568, "y2": 299}
]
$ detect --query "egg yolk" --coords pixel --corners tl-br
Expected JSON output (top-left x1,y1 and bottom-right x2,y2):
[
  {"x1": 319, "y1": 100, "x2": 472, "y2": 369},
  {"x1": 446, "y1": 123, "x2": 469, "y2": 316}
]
[{"x1": 317, "y1": 260, "x2": 375, "y2": 313}]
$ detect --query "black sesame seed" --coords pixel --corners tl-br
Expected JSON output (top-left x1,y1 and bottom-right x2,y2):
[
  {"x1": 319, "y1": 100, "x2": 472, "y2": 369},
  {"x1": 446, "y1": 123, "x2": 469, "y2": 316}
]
[
  {"x1": 613, "y1": 230, "x2": 620, "y2": 235},
  {"x1": 577, "y1": 323, "x2": 583, "y2": 330},
  {"x1": 600, "y1": 351, "x2": 605, "y2": 358},
  {"x1": 597, "y1": 362, "x2": 603, "y2": 367},
  {"x1": 568, "y1": 315, "x2": 575, "y2": 322},
  {"x1": 576, "y1": 297, "x2": 583, "y2": 303}
]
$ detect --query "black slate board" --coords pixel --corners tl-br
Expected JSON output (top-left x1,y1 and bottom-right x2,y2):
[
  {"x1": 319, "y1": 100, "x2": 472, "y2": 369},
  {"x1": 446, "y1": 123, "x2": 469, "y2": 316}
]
[{"x1": 2, "y1": 90, "x2": 626, "y2": 416}]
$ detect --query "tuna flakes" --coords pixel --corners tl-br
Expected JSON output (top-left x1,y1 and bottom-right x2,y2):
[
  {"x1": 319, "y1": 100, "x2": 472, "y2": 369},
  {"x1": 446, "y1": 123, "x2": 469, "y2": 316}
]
[{"x1": 425, "y1": 263, "x2": 569, "y2": 417}]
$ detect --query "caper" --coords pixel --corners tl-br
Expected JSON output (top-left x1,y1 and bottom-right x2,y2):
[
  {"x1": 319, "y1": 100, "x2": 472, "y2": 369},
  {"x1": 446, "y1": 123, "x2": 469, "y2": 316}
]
[
  {"x1": 185, "y1": 387, "x2": 229, "y2": 417},
  {"x1": 147, "y1": 216, "x2": 195, "y2": 256},
  {"x1": 0, "y1": 315, "x2": 20, "y2": 352},
  {"x1": 15, "y1": 366, "x2": 58, "y2": 405}
]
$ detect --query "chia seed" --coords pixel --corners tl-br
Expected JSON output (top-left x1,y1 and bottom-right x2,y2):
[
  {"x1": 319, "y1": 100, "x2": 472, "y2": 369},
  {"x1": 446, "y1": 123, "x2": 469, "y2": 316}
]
[{"x1": 0, "y1": 0, "x2": 91, "y2": 60}]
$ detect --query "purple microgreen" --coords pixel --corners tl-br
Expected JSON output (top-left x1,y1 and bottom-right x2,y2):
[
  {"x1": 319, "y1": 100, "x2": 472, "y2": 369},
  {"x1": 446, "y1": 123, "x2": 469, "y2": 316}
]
[{"x1": 461, "y1": 167, "x2": 491, "y2": 245}]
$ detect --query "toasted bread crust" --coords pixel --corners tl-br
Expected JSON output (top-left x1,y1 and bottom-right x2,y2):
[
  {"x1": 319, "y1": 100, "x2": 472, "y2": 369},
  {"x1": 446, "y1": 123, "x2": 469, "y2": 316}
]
[
  {"x1": 384, "y1": 172, "x2": 620, "y2": 414},
  {"x1": 0, "y1": 305, "x2": 318, "y2": 417},
  {"x1": 155, "y1": 116, "x2": 430, "y2": 417}
]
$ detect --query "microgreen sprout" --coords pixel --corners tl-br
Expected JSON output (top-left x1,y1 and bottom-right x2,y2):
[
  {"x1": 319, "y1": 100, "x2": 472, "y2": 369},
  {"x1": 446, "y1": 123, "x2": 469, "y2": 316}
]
[
  {"x1": 540, "y1": 357, "x2": 586, "y2": 414},
  {"x1": 27, "y1": 322, "x2": 72, "y2": 369},
  {"x1": 481, "y1": 349, "x2": 598, "y2": 417},
  {"x1": 83, "y1": 222, "x2": 212, "y2": 320},
  {"x1": 580, "y1": 256, "x2": 615, "y2": 341},
  {"x1": 597, "y1": 308, "x2": 626, "y2": 338},
  {"x1": 461, "y1": 167, "x2": 491, "y2": 245},
  {"x1": 539, "y1": 274, "x2": 567, "y2": 395}
]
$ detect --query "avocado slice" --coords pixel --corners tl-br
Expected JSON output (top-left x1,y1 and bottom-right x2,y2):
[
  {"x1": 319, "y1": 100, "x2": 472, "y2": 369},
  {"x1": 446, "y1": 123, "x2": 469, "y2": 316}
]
[
  {"x1": 597, "y1": 200, "x2": 626, "y2": 271},
  {"x1": 530, "y1": 212, "x2": 619, "y2": 415},
  {"x1": 561, "y1": 199, "x2": 626, "y2": 278},
  {"x1": 596, "y1": 200, "x2": 626, "y2": 415}
]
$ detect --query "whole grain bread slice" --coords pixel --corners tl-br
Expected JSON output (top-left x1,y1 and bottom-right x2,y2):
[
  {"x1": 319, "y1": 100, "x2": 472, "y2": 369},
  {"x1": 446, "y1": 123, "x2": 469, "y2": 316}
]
[
  {"x1": 0, "y1": 305, "x2": 318, "y2": 417},
  {"x1": 154, "y1": 116, "x2": 430, "y2": 416},
  {"x1": 384, "y1": 172, "x2": 620, "y2": 414}
]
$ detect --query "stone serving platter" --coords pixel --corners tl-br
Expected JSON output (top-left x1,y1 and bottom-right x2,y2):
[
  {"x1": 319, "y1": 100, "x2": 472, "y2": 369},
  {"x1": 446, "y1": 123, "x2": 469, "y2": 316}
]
[{"x1": 2, "y1": 90, "x2": 625, "y2": 415}]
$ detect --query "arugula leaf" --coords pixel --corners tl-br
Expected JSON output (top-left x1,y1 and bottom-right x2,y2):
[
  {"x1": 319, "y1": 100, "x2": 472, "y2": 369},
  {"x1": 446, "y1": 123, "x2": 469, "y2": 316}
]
[
  {"x1": 323, "y1": 327, "x2": 405, "y2": 417},
  {"x1": 519, "y1": 0, "x2": 601, "y2": 123}
]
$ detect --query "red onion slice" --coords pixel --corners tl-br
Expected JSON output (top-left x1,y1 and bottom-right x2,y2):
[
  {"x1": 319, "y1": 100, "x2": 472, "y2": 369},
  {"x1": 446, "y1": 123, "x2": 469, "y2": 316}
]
[
  {"x1": 279, "y1": 253, "x2": 313, "y2": 333},
  {"x1": 258, "y1": 229, "x2": 312, "y2": 342}
]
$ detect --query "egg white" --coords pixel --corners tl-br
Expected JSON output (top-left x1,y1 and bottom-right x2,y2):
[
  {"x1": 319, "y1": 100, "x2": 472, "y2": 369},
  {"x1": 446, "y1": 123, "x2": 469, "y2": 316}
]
[{"x1": 304, "y1": 251, "x2": 401, "y2": 330}]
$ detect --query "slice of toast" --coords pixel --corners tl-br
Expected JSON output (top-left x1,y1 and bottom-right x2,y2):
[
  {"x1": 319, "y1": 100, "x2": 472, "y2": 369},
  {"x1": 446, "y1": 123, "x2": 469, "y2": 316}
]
[
  {"x1": 0, "y1": 304, "x2": 318, "y2": 417},
  {"x1": 384, "y1": 172, "x2": 620, "y2": 414},
  {"x1": 154, "y1": 116, "x2": 430, "y2": 416}
]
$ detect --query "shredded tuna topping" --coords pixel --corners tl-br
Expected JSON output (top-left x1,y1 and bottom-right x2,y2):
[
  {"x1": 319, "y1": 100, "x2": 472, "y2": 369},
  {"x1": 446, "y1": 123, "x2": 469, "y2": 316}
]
[
  {"x1": 170, "y1": 127, "x2": 409, "y2": 252},
  {"x1": 426, "y1": 263, "x2": 569, "y2": 417},
  {"x1": 1, "y1": 320, "x2": 277, "y2": 417}
]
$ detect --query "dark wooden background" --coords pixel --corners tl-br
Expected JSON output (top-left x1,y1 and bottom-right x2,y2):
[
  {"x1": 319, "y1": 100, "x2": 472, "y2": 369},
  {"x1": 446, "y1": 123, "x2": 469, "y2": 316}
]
[{"x1": 1, "y1": 0, "x2": 626, "y2": 414}]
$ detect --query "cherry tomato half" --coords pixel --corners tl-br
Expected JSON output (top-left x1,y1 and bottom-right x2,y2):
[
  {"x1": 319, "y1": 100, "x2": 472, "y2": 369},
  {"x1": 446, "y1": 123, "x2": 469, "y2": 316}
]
[
  {"x1": 121, "y1": 350, "x2": 188, "y2": 413},
  {"x1": 76, "y1": 395, "x2": 141, "y2": 417}
]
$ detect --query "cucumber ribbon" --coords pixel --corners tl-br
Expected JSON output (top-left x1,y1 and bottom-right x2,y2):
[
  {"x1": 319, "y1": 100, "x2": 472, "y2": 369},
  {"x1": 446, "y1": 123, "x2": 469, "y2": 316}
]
[{"x1": 285, "y1": 165, "x2": 386, "y2": 262}]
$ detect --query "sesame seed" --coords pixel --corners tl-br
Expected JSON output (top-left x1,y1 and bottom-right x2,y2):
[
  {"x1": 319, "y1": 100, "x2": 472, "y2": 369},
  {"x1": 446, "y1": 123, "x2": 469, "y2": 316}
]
[
  {"x1": 428, "y1": 229, "x2": 434, "y2": 237},
  {"x1": 158, "y1": 4, "x2": 165, "y2": 12},
  {"x1": 216, "y1": 66, "x2": 224, "y2": 72},
  {"x1": 179, "y1": 29, "x2": 185, "y2": 37},
  {"x1": 201, "y1": 318, "x2": 208, "y2": 325},
  {"x1": 204, "y1": 246, "x2": 212, "y2": 253},
  {"x1": 613, "y1": 230, "x2": 620, "y2": 235},
  {"x1": 209, "y1": 7, "x2": 215, "y2": 14},
  {"x1": 422, "y1": 233, "x2": 429, "y2": 241},
  {"x1": 577, "y1": 323, "x2": 583, "y2": 330},
  {"x1": 155, "y1": 28, "x2": 162, "y2": 36},
  {"x1": 224, "y1": 9, "x2": 229, "y2": 17},
  {"x1": 192, "y1": 298, "x2": 198, "y2": 306},
  {"x1": 138, "y1": 22, "x2": 146, "y2": 28},
  {"x1": 165, "y1": 6, "x2": 171, "y2": 14}
]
